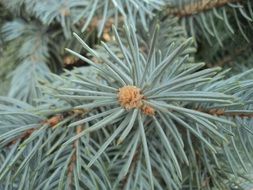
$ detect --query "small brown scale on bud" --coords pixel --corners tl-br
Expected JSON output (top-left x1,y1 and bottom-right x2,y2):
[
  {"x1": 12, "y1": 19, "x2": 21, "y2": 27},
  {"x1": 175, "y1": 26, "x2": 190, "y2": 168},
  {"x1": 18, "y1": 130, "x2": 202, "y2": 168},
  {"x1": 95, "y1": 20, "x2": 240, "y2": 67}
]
[
  {"x1": 141, "y1": 105, "x2": 155, "y2": 116},
  {"x1": 118, "y1": 85, "x2": 155, "y2": 116}
]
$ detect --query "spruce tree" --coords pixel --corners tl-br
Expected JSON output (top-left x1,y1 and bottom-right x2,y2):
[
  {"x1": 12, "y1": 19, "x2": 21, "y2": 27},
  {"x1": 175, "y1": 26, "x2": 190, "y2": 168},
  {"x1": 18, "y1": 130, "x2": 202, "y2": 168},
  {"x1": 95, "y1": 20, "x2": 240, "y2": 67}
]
[{"x1": 0, "y1": 0, "x2": 253, "y2": 189}]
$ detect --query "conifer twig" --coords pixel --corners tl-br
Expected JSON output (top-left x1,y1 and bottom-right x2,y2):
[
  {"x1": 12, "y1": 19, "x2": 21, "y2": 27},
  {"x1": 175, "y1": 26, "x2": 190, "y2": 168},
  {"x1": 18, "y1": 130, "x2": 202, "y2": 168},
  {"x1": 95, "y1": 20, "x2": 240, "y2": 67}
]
[
  {"x1": 205, "y1": 108, "x2": 253, "y2": 118},
  {"x1": 67, "y1": 125, "x2": 82, "y2": 187},
  {"x1": 168, "y1": 0, "x2": 242, "y2": 17}
]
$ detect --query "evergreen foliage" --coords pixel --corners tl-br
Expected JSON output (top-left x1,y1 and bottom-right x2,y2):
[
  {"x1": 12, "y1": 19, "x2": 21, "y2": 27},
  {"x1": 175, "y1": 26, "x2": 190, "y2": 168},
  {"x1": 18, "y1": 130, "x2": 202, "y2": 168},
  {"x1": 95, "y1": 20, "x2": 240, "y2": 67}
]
[{"x1": 0, "y1": 0, "x2": 253, "y2": 189}]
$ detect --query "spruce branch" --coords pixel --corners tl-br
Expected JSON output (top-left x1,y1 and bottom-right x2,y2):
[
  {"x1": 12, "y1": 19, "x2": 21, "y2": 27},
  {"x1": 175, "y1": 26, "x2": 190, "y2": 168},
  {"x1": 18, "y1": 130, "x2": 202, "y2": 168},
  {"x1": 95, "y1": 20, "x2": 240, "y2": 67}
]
[
  {"x1": 0, "y1": 96, "x2": 112, "y2": 189},
  {"x1": 165, "y1": 0, "x2": 253, "y2": 45},
  {"x1": 0, "y1": 1, "x2": 253, "y2": 189},
  {"x1": 44, "y1": 22, "x2": 251, "y2": 189}
]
